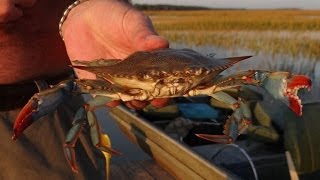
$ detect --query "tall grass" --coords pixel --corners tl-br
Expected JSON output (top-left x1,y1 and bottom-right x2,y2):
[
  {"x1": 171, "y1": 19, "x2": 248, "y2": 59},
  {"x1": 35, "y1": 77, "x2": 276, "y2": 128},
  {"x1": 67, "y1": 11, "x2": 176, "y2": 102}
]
[
  {"x1": 146, "y1": 10, "x2": 320, "y2": 60},
  {"x1": 148, "y1": 10, "x2": 320, "y2": 31}
]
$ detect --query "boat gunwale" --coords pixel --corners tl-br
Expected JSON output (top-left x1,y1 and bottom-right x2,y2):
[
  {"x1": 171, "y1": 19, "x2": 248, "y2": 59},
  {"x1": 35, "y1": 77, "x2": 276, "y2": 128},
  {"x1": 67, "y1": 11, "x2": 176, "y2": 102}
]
[{"x1": 110, "y1": 105, "x2": 238, "y2": 179}]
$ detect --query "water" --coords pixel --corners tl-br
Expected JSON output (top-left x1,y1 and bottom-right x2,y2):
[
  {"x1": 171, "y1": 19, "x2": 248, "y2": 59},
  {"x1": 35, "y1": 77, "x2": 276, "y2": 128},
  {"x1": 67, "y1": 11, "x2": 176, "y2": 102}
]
[
  {"x1": 81, "y1": 93, "x2": 150, "y2": 162},
  {"x1": 170, "y1": 42, "x2": 320, "y2": 101},
  {"x1": 96, "y1": 108, "x2": 151, "y2": 162}
]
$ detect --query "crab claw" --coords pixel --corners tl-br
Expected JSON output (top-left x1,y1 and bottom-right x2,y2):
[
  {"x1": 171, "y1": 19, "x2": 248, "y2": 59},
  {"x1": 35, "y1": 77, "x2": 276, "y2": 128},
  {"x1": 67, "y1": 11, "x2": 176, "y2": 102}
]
[
  {"x1": 12, "y1": 82, "x2": 68, "y2": 140},
  {"x1": 285, "y1": 75, "x2": 311, "y2": 116},
  {"x1": 259, "y1": 71, "x2": 311, "y2": 116},
  {"x1": 12, "y1": 98, "x2": 39, "y2": 140}
]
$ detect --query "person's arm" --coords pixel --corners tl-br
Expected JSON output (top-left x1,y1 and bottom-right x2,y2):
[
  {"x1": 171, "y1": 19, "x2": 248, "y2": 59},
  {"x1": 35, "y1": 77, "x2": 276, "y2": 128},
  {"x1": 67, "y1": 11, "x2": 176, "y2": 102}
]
[{"x1": 0, "y1": 0, "x2": 36, "y2": 23}]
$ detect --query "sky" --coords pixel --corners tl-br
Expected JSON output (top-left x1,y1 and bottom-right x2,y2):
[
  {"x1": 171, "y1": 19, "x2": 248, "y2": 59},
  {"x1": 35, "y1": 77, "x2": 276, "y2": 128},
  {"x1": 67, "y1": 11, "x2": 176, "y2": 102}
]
[{"x1": 132, "y1": 0, "x2": 320, "y2": 9}]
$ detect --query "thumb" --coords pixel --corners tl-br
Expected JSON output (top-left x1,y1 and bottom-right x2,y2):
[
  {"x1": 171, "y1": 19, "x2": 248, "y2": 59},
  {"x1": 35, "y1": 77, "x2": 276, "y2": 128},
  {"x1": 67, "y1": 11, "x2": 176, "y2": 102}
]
[
  {"x1": 132, "y1": 28, "x2": 169, "y2": 51},
  {"x1": 126, "y1": 10, "x2": 169, "y2": 51},
  {"x1": 140, "y1": 34, "x2": 169, "y2": 51}
]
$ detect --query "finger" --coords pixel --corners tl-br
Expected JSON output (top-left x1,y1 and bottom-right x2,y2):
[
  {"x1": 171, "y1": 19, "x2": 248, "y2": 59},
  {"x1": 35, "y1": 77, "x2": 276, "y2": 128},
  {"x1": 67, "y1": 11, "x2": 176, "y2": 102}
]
[
  {"x1": 139, "y1": 15, "x2": 169, "y2": 50},
  {"x1": 142, "y1": 34, "x2": 169, "y2": 51},
  {"x1": 124, "y1": 100, "x2": 149, "y2": 110},
  {"x1": 124, "y1": 9, "x2": 169, "y2": 51},
  {"x1": 150, "y1": 98, "x2": 170, "y2": 108}
]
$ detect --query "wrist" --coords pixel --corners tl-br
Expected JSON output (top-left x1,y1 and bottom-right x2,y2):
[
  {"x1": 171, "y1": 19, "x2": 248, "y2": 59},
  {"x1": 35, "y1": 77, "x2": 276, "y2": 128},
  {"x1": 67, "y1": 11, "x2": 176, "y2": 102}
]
[
  {"x1": 59, "y1": 0, "x2": 132, "y2": 39},
  {"x1": 59, "y1": 0, "x2": 90, "y2": 39}
]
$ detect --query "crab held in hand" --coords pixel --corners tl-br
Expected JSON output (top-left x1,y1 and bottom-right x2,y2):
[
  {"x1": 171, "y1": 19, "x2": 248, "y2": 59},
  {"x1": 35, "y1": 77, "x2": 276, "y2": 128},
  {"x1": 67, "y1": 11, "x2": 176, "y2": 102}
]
[{"x1": 12, "y1": 48, "x2": 311, "y2": 172}]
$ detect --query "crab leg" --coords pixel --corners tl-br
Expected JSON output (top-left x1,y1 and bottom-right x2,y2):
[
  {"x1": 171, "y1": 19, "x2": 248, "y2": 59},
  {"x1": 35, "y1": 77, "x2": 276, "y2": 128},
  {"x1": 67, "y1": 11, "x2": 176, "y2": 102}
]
[
  {"x1": 13, "y1": 78, "x2": 122, "y2": 173},
  {"x1": 87, "y1": 110, "x2": 121, "y2": 154},
  {"x1": 64, "y1": 107, "x2": 87, "y2": 173},
  {"x1": 195, "y1": 134, "x2": 233, "y2": 144},
  {"x1": 196, "y1": 91, "x2": 252, "y2": 144},
  {"x1": 85, "y1": 96, "x2": 121, "y2": 155},
  {"x1": 64, "y1": 96, "x2": 121, "y2": 173},
  {"x1": 195, "y1": 70, "x2": 310, "y2": 144}
]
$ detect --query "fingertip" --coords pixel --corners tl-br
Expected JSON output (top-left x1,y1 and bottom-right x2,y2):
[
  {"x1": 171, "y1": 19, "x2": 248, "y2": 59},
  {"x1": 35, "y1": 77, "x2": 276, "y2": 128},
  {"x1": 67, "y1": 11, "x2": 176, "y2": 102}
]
[{"x1": 140, "y1": 35, "x2": 169, "y2": 51}]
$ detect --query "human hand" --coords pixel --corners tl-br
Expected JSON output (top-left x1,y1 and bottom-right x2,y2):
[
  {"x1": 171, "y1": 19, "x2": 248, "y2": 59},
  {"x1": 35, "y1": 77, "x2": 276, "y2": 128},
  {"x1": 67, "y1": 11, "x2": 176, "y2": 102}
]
[
  {"x1": 61, "y1": 0, "x2": 169, "y2": 78},
  {"x1": 0, "y1": 0, "x2": 36, "y2": 23},
  {"x1": 61, "y1": 0, "x2": 170, "y2": 109}
]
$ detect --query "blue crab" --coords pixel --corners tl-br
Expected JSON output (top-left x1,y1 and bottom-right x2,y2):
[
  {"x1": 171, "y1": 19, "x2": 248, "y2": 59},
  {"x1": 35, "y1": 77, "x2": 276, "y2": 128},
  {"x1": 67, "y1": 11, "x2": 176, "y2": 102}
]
[{"x1": 12, "y1": 48, "x2": 311, "y2": 173}]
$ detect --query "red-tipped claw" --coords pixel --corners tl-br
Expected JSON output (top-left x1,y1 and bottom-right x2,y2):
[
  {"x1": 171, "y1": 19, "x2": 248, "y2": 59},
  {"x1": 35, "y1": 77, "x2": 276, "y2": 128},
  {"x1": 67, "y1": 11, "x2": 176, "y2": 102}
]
[
  {"x1": 12, "y1": 98, "x2": 38, "y2": 140},
  {"x1": 285, "y1": 75, "x2": 311, "y2": 116}
]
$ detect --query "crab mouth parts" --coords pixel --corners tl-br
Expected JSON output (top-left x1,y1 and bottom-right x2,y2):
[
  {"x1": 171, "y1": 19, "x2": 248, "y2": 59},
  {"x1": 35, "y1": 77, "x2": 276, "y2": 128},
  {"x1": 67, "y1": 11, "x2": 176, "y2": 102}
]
[{"x1": 285, "y1": 75, "x2": 311, "y2": 116}]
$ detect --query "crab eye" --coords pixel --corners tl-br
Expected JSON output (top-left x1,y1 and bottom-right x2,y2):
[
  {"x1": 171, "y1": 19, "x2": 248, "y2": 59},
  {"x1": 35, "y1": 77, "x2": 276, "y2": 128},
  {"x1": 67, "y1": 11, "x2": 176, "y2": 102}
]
[
  {"x1": 254, "y1": 70, "x2": 267, "y2": 81},
  {"x1": 207, "y1": 53, "x2": 216, "y2": 58}
]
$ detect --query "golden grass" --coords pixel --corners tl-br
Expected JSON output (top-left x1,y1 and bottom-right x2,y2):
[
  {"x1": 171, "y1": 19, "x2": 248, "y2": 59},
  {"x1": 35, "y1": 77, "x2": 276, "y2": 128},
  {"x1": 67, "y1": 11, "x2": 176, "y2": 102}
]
[{"x1": 146, "y1": 10, "x2": 320, "y2": 60}]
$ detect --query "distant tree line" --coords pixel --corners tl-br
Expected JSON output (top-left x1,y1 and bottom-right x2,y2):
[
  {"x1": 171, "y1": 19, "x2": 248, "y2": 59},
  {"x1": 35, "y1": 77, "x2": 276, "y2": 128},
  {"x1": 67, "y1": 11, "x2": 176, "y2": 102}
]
[{"x1": 134, "y1": 4, "x2": 211, "y2": 10}]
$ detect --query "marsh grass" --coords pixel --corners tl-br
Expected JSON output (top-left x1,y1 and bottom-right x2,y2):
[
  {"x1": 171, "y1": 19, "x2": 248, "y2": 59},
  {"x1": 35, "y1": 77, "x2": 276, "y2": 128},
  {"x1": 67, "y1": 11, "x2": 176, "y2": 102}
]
[
  {"x1": 160, "y1": 30, "x2": 320, "y2": 60},
  {"x1": 146, "y1": 10, "x2": 320, "y2": 60}
]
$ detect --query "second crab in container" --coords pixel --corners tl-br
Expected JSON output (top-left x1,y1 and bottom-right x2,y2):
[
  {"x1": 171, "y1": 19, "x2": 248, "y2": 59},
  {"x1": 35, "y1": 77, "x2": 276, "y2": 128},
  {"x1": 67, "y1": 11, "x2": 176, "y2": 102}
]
[{"x1": 12, "y1": 48, "x2": 311, "y2": 173}]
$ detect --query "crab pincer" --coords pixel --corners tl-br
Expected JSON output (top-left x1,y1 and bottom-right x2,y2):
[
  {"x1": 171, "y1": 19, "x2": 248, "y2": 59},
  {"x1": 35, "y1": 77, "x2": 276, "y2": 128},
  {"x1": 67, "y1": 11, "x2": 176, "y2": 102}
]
[
  {"x1": 12, "y1": 79, "x2": 121, "y2": 173},
  {"x1": 285, "y1": 75, "x2": 312, "y2": 116},
  {"x1": 12, "y1": 98, "x2": 38, "y2": 140},
  {"x1": 260, "y1": 72, "x2": 311, "y2": 116},
  {"x1": 194, "y1": 70, "x2": 311, "y2": 144},
  {"x1": 12, "y1": 80, "x2": 71, "y2": 139}
]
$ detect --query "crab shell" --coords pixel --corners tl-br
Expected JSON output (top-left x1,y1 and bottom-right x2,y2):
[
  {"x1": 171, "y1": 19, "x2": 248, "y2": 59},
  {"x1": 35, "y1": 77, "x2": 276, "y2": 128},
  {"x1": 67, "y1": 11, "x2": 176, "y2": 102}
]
[{"x1": 73, "y1": 48, "x2": 251, "y2": 98}]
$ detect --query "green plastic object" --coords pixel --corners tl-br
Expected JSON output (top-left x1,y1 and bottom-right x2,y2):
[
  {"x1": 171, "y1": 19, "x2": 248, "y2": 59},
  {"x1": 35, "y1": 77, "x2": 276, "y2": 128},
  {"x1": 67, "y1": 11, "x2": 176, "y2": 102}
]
[{"x1": 247, "y1": 102, "x2": 280, "y2": 143}]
